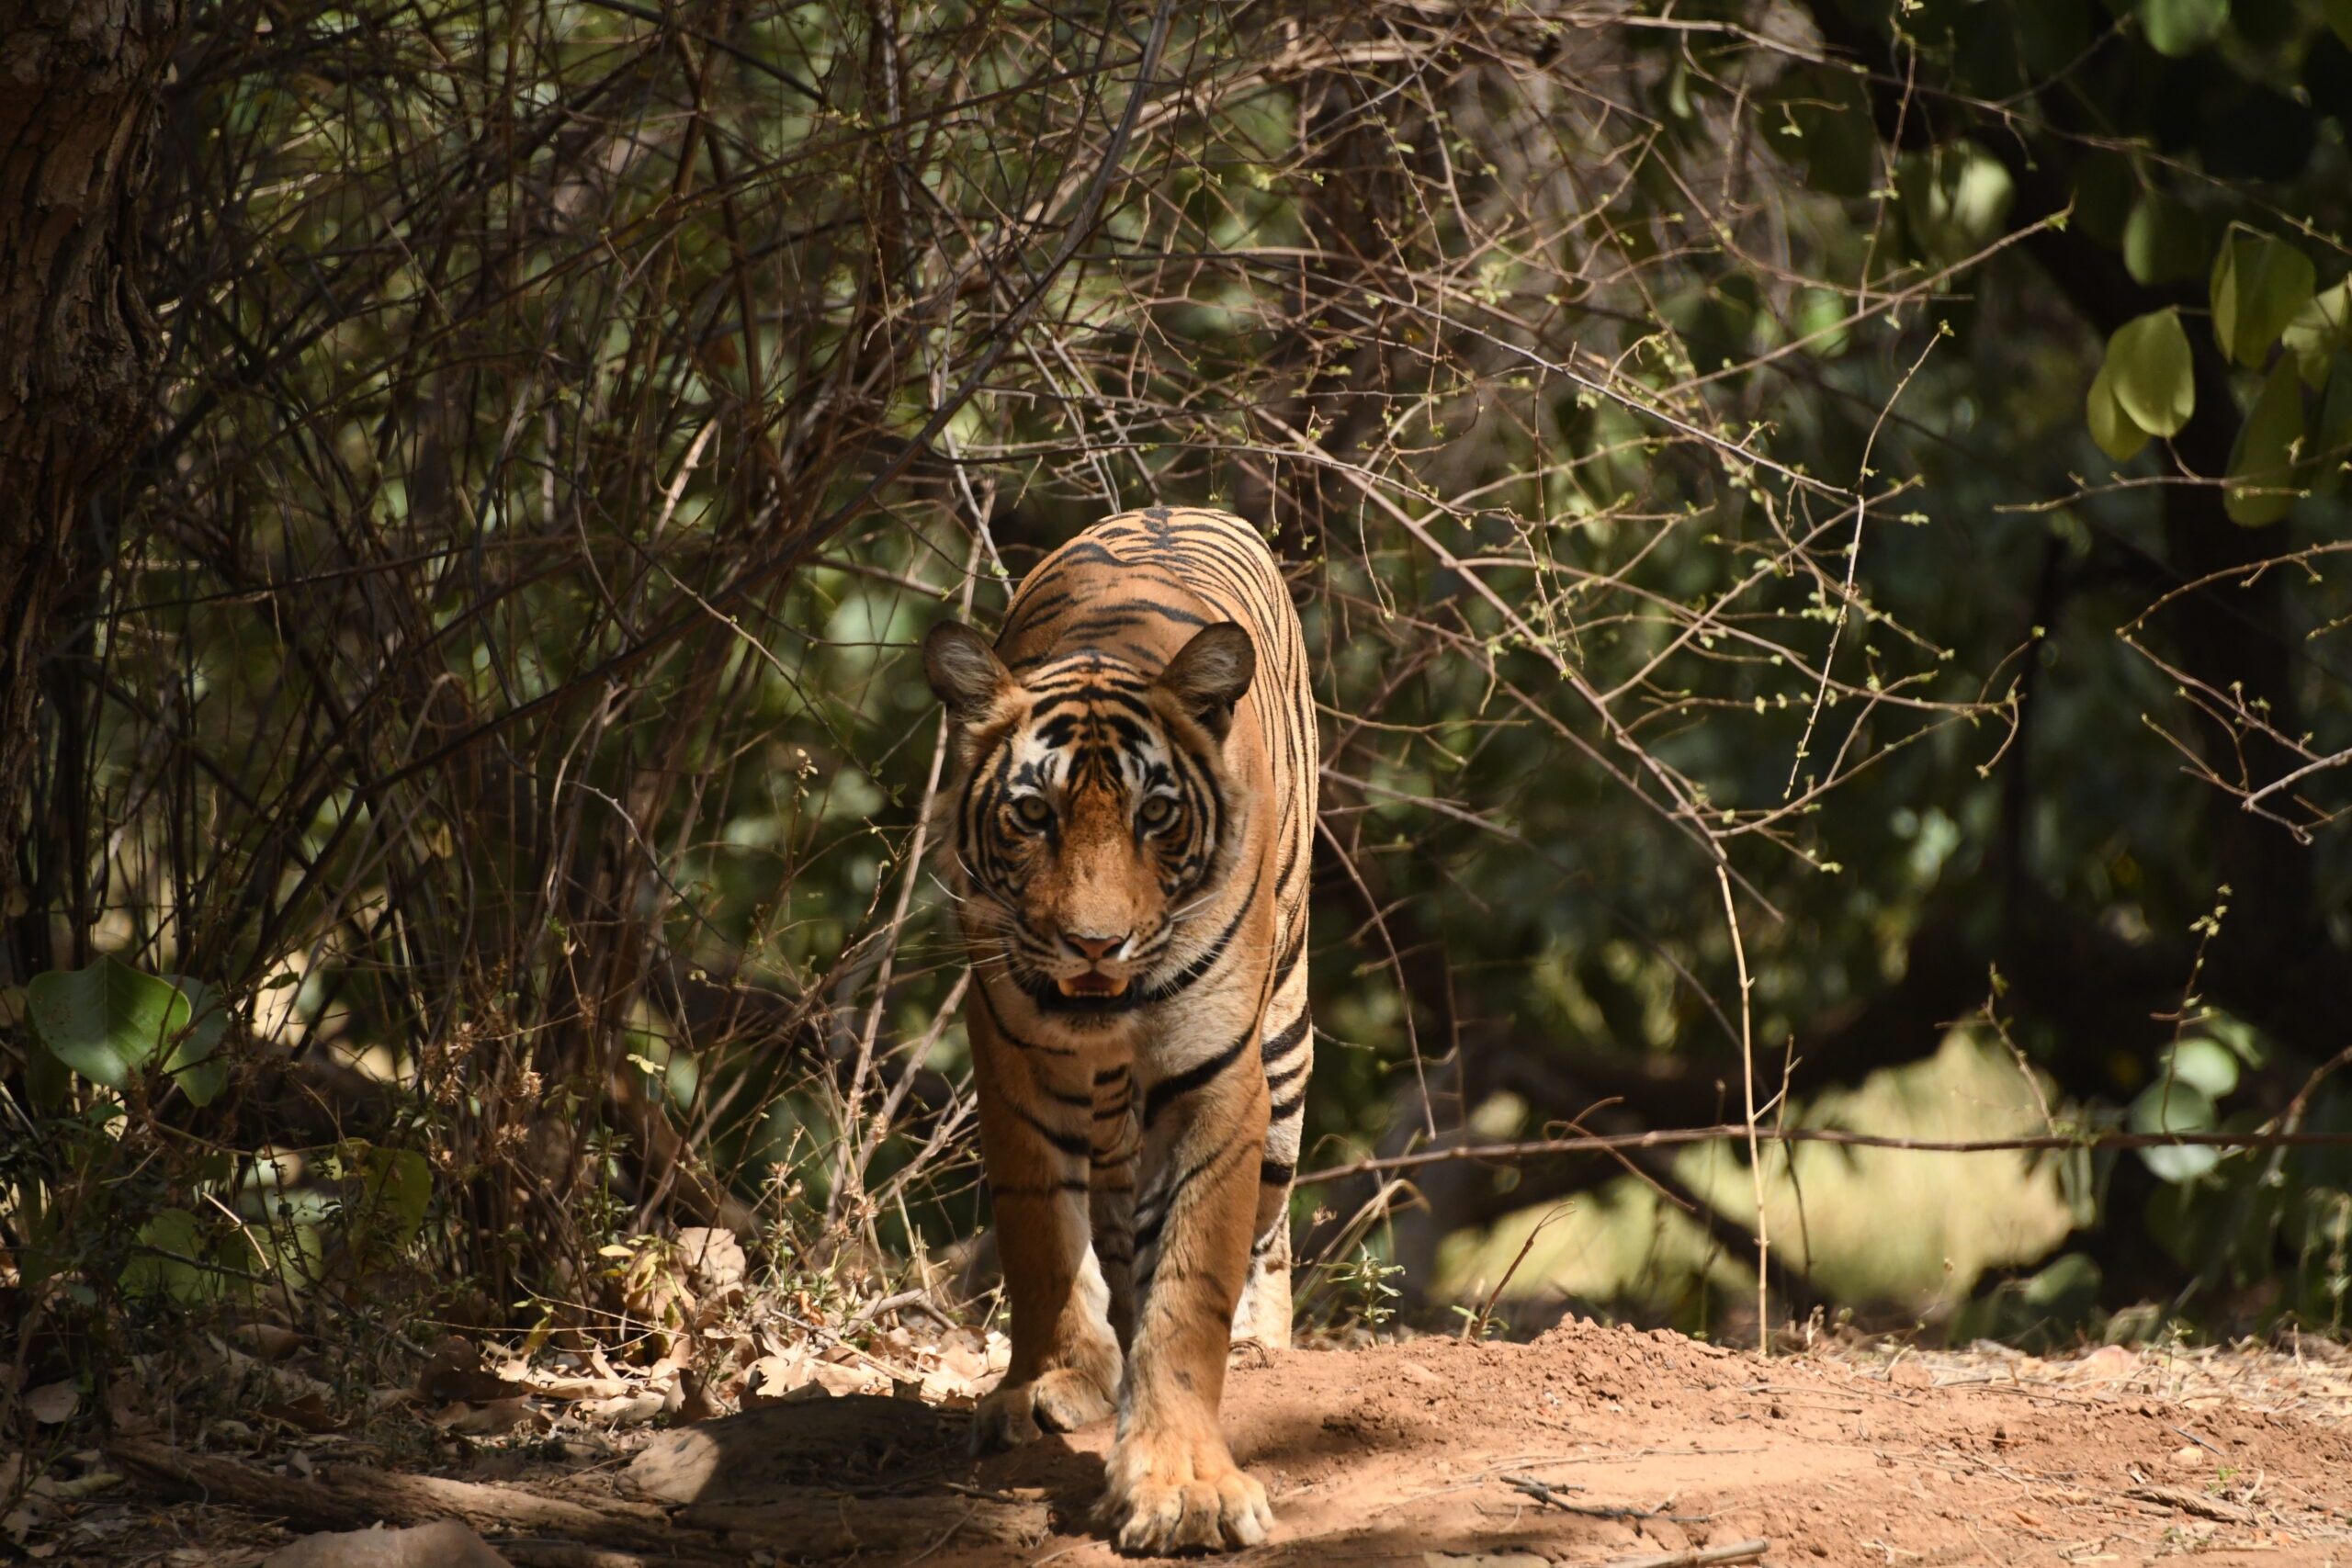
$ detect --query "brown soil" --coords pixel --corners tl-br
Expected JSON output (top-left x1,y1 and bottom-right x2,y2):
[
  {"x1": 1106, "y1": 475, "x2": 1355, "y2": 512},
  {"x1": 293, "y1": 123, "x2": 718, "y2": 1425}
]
[
  {"x1": 950, "y1": 1323, "x2": 2352, "y2": 1568},
  {"x1": 40, "y1": 1322, "x2": 2352, "y2": 1565}
]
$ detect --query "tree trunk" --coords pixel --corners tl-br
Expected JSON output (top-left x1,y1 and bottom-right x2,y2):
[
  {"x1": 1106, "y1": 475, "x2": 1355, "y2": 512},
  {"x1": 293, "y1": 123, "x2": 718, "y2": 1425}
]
[{"x1": 0, "y1": 0, "x2": 183, "y2": 923}]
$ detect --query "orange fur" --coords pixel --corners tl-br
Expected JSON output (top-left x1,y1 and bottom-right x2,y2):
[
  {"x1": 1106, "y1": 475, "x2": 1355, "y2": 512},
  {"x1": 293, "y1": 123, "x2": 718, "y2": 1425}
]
[{"x1": 925, "y1": 508, "x2": 1315, "y2": 1553}]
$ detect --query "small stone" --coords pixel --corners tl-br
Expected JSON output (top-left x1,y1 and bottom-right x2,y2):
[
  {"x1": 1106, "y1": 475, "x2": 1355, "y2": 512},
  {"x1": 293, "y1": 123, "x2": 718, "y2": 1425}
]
[{"x1": 261, "y1": 1520, "x2": 511, "y2": 1568}]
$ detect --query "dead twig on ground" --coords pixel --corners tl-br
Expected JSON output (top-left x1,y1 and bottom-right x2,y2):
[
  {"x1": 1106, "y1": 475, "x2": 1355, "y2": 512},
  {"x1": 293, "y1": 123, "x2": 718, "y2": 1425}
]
[
  {"x1": 1602, "y1": 1540, "x2": 1770, "y2": 1568},
  {"x1": 2124, "y1": 1484, "x2": 2256, "y2": 1524},
  {"x1": 1506, "y1": 1473, "x2": 1713, "y2": 1524}
]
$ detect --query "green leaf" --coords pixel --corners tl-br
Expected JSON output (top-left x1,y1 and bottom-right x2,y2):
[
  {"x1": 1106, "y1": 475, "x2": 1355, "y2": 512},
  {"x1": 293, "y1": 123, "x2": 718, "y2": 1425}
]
[
  {"x1": 2130, "y1": 1077, "x2": 2220, "y2": 1182},
  {"x1": 2071, "y1": 152, "x2": 2135, "y2": 249},
  {"x1": 2105, "y1": 308, "x2": 2196, "y2": 437},
  {"x1": 2327, "y1": 0, "x2": 2352, "y2": 49},
  {"x1": 121, "y1": 1208, "x2": 222, "y2": 1303},
  {"x1": 2310, "y1": 351, "x2": 2352, "y2": 498},
  {"x1": 1899, "y1": 141, "x2": 2015, "y2": 271},
  {"x1": 2282, "y1": 279, "x2": 2352, "y2": 389},
  {"x1": 359, "y1": 1144, "x2": 432, "y2": 1247},
  {"x1": 2211, "y1": 228, "x2": 2316, "y2": 367},
  {"x1": 2164, "y1": 1039, "x2": 2241, "y2": 1098},
  {"x1": 2086, "y1": 357, "x2": 2151, "y2": 460},
  {"x1": 2121, "y1": 193, "x2": 2207, "y2": 286},
  {"x1": 27, "y1": 957, "x2": 192, "y2": 1089},
  {"x1": 159, "y1": 975, "x2": 230, "y2": 1107},
  {"x1": 2140, "y1": 0, "x2": 2229, "y2": 55},
  {"x1": 2225, "y1": 360, "x2": 2307, "y2": 524}
]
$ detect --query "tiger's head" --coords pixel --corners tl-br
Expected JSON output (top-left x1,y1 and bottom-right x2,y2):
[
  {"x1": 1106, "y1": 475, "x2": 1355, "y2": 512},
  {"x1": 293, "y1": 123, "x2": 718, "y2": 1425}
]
[{"x1": 922, "y1": 619, "x2": 1257, "y2": 1016}]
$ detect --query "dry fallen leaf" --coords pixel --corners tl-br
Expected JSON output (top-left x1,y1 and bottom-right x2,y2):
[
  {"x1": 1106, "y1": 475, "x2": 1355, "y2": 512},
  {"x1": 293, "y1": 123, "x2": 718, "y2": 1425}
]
[
  {"x1": 260, "y1": 1393, "x2": 342, "y2": 1434},
  {"x1": 233, "y1": 1324, "x2": 305, "y2": 1362},
  {"x1": 667, "y1": 1368, "x2": 718, "y2": 1424},
  {"x1": 741, "y1": 1353, "x2": 816, "y2": 1407},
  {"x1": 416, "y1": 1336, "x2": 523, "y2": 1404},
  {"x1": 582, "y1": 1390, "x2": 666, "y2": 1426},
  {"x1": 429, "y1": 1396, "x2": 546, "y2": 1436},
  {"x1": 24, "y1": 1382, "x2": 76, "y2": 1426},
  {"x1": 2067, "y1": 1346, "x2": 2141, "y2": 1383},
  {"x1": 676, "y1": 1227, "x2": 747, "y2": 1298},
  {"x1": 516, "y1": 1373, "x2": 629, "y2": 1402},
  {"x1": 45, "y1": 1470, "x2": 121, "y2": 1503},
  {"x1": 810, "y1": 1361, "x2": 889, "y2": 1399}
]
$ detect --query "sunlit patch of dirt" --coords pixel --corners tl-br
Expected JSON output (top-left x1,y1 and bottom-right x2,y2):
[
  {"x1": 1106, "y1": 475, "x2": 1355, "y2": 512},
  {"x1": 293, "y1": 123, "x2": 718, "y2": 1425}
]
[{"x1": 29, "y1": 1320, "x2": 2352, "y2": 1565}]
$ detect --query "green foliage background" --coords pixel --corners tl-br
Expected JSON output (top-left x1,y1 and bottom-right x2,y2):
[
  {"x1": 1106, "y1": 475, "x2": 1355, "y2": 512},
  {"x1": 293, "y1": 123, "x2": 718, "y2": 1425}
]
[{"x1": 6, "y1": 0, "x2": 2352, "y2": 1366}]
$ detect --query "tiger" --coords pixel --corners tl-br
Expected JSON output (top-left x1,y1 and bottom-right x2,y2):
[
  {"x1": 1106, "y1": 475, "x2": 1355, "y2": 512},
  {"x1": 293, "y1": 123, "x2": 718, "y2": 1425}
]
[{"x1": 922, "y1": 506, "x2": 1317, "y2": 1554}]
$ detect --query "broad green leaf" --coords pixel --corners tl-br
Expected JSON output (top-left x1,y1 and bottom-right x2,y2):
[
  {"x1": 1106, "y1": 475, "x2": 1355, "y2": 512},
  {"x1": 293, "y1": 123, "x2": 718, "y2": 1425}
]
[
  {"x1": 2164, "y1": 1039, "x2": 2240, "y2": 1098},
  {"x1": 2130, "y1": 1077, "x2": 2220, "y2": 1181},
  {"x1": 160, "y1": 975, "x2": 231, "y2": 1107},
  {"x1": 2086, "y1": 357, "x2": 2151, "y2": 460},
  {"x1": 2105, "y1": 309, "x2": 2196, "y2": 437},
  {"x1": 1900, "y1": 141, "x2": 2015, "y2": 271},
  {"x1": 2140, "y1": 0, "x2": 2229, "y2": 55},
  {"x1": 2072, "y1": 152, "x2": 2135, "y2": 249},
  {"x1": 1795, "y1": 288, "x2": 1850, "y2": 357},
  {"x1": 2211, "y1": 229, "x2": 2316, "y2": 367},
  {"x1": 2282, "y1": 279, "x2": 2352, "y2": 389},
  {"x1": 2225, "y1": 360, "x2": 2306, "y2": 525},
  {"x1": 121, "y1": 1208, "x2": 222, "y2": 1303},
  {"x1": 359, "y1": 1144, "x2": 432, "y2": 1248},
  {"x1": 2329, "y1": 0, "x2": 2352, "y2": 49},
  {"x1": 28, "y1": 957, "x2": 192, "y2": 1089},
  {"x1": 2311, "y1": 351, "x2": 2352, "y2": 497},
  {"x1": 2121, "y1": 193, "x2": 2206, "y2": 286}
]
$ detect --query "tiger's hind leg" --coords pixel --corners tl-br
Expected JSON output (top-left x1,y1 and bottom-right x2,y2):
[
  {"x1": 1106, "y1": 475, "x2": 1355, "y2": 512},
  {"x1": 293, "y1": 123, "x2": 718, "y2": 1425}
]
[{"x1": 1233, "y1": 1005, "x2": 1310, "y2": 1350}]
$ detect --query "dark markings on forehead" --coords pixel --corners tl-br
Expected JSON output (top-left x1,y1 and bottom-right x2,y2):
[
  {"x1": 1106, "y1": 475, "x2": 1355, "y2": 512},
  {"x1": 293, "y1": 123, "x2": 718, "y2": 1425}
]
[
  {"x1": 1032, "y1": 709, "x2": 1149, "y2": 752},
  {"x1": 1033, "y1": 687, "x2": 1156, "y2": 724},
  {"x1": 1030, "y1": 660, "x2": 1151, "y2": 693}
]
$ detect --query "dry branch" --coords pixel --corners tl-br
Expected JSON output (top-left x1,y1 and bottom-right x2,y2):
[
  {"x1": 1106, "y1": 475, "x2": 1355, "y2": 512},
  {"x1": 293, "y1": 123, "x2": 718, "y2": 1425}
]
[
  {"x1": 108, "y1": 1439, "x2": 722, "y2": 1562},
  {"x1": 1296, "y1": 1123, "x2": 2352, "y2": 1187},
  {"x1": 111, "y1": 1436, "x2": 1047, "y2": 1561},
  {"x1": 2124, "y1": 1484, "x2": 2256, "y2": 1525}
]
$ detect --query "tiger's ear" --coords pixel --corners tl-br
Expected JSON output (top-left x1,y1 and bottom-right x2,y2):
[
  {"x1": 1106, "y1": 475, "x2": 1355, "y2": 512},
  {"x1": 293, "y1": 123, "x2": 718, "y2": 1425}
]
[
  {"x1": 1157, "y1": 622, "x2": 1255, "y2": 741},
  {"x1": 923, "y1": 621, "x2": 1014, "y2": 726}
]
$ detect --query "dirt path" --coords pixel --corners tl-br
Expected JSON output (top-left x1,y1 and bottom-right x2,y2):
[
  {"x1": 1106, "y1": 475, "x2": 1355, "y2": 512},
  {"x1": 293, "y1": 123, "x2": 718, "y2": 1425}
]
[
  {"x1": 48, "y1": 1320, "x2": 2352, "y2": 1565},
  {"x1": 947, "y1": 1323, "x2": 2352, "y2": 1568}
]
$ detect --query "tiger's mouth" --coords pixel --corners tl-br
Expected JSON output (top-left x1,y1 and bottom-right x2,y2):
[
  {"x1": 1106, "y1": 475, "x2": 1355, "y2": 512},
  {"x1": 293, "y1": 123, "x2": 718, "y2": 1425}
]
[{"x1": 1057, "y1": 971, "x2": 1131, "y2": 999}]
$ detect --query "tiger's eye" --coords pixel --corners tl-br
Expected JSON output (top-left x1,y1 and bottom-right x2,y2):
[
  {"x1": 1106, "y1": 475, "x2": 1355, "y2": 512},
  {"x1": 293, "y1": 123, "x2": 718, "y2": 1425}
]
[
  {"x1": 1014, "y1": 795, "x2": 1051, "y2": 828},
  {"x1": 1137, "y1": 795, "x2": 1173, "y2": 827}
]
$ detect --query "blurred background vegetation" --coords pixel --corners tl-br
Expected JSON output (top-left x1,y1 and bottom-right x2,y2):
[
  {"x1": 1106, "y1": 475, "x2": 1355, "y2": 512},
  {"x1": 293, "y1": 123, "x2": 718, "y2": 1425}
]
[{"x1": 6, "y1": 0, "x2": 2352, "y2": 1419}]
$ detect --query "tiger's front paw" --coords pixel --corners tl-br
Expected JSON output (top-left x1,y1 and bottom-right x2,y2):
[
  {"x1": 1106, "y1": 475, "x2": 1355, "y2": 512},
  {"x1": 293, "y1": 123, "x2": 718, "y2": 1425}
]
[
  {"x1": 969, "y1": 1366, "x2": 1119, "y2": 1453},
  {"x1": 1095, "y1": 1425, "x2": 1272, "y2": 1553}
]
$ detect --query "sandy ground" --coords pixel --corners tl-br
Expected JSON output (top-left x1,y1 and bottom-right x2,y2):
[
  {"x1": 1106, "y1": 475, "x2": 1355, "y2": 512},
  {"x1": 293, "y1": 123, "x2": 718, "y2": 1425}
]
[
  {"x1": 31, "y1": 1319, "x2": 2352, "y2": 1566},
  {"x1": 950, "y1": 1323, "x2": 2352, "y2": 1568}
]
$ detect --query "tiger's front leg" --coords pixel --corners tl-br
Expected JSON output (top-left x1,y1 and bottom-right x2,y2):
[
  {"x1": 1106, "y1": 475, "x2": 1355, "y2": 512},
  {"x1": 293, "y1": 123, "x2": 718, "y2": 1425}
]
[
  {"x1": 1096, "y1": 1026, "x2": 1275, "y2": 1553},
  {"x1": 967, "y1": 1007, "x2": 1123, "y2": 1452}
]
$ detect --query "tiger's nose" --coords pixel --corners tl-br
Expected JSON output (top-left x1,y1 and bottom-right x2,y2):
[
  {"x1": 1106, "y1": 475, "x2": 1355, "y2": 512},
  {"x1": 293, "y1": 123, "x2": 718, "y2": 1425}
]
[{"x1": 1064, "y1": 931, "x2": 1128, "y2": 962}]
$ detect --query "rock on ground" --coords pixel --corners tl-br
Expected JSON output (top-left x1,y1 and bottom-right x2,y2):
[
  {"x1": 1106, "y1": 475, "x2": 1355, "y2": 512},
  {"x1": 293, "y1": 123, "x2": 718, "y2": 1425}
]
[{"x1": 262, "y1": 1519, "x2": 511, "y2": 1567}]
